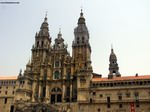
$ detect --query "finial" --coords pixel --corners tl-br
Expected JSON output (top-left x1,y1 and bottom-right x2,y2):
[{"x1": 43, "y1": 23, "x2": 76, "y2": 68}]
[
  {"x1": 19, "y1": 69, "x2": 22, "y2": 76},
  {"x1": 44, "y1": 11, "x2": 48, "y2": 22},
  {"x1": 111, "y1": 44, "x2": 114, "y2": 53},
  {"x1": 35, "y1": 32, "x2": 38, "y2": 36},
  {"x1": 27, "y1": 58, "x2": 30, "y2": 65},
  {"x1": 80, "y1": 7, "x2": 83, "y2": 16},
  {"x1": 59, "y1": 26, "x2": 61, "y2": 34},
  {"x1": 45, "y1": 11, "x2": 48, "y2": 18},
  {"x1": 20, "y1": 69, "x2": 22, "y2": 74},
  {"x1": 81, "y1": 6, "x2": 83, "y2": 13},
  {"x1": 58, "y1": 26, "x2": 62, "y2": 38}
]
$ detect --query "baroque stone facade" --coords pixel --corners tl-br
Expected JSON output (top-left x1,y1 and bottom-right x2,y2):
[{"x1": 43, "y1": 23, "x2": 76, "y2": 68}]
[{"x1": 0, "y1": 10, "x2": 150, "y2": 112}]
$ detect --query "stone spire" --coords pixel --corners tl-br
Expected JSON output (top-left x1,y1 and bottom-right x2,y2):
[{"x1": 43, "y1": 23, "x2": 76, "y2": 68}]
[
  {"x1": 108, "y1": 46, "x2": 121, "y2": 79},
  {"x1": 34, "y1": 13, "x2": 51, "y2": 49},
  {"x1": 72, "y1": 9, "x2": 92, "y2": 72}
]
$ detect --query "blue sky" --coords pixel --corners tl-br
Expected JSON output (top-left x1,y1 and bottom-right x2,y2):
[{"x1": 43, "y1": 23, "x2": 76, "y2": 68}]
[{"x1": 0, "y1": 0, "x2": 150, "y2": 77}]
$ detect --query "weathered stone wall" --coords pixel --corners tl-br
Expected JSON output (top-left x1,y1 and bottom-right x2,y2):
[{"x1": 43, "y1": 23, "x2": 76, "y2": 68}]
[{"x1": 0, "y1": 80, "x2": 16, "y2": 112}]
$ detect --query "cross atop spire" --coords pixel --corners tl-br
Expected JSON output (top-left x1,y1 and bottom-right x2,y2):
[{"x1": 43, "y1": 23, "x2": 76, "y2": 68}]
[
  {"x1": 44, "y1": 11, "x2": 48, "y2": 22},
  {"x1": 111, "y1": 44, "x2": 114, "y2": 53},
  {"x1": 45, "y1": 11, "x2": 48, "y2": 17},
  {"x1": 80, "y1": 7, "x2": 83, "y2": 17},
  {"x1": 59, "y1": 26, "x2": 61, "y2": 34},
  {"x1": 81, "y1": 6, "x2": 82, "y2": 10}
]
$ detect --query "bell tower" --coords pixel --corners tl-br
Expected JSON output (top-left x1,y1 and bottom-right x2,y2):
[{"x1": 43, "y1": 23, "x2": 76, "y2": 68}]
[
  {"x1": 31, "y1": 14, "x2": 52, "y2": 102},
  {"x1": 32, "y1": 14, "x2": 51, "y2": 64},
  {"x1": 108, "y1": 46, "x2": 121, "y2": 79},
  {"x1": 72, "y1": 9, "x2": 92, "y2": 102},
  {"x1": 72, "y1": 9, "x2": 92, "y2": 72}
]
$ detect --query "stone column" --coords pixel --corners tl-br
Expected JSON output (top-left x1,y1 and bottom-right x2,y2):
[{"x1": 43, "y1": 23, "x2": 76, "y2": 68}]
[
  {"x1": 32, "y1": 81, "x2": 36, "y2": 102},
  {"x1": 47, "y1": 64, "x2": 51, "y2": 80},
  {"x1": 46, "y1": 83, "x2": 50, "y2": 103},
  {"x1": 38, "y1": 83, "x2": 42, "y2": 101},
  {"x1": 71, "y1": 63, "x2": 74, "y2": 79},
  {"x1": 62, "y1": 84, "x2": 66, "y2": 102},
  {"x1": 70, "y1": 83, "x2": 72, "y2": 102}
]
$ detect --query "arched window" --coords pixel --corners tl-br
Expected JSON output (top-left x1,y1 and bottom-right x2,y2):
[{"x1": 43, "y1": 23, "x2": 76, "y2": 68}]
[
  {"x1": 51, "y1": 87, "x2": 62, "y2": 103},
  {"x1": 113, "y1": 70, "x2": 116, "y2": 75},
  {"x1": 54, "y1": 71, "x2": 60, "y2": 79}
]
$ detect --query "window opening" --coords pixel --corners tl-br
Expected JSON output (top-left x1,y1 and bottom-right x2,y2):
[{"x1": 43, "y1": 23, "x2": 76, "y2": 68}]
[
  {"x1": 37, "y1": 41, "x2": 39, "y2": 48},
  {"x1": 107, "y1": 104, "x2": 110, "y2": 108},
  {"x1": 10, "y1": 105, "x2": 14, "y2": 112},
  {"x1": 119, "y1": 104, "x2": 122, "y2": 108},
  {"x1": 55, "y1": 61, "x2": 60, "y2": 67},
  {"x1": 54, "y1": 71, "x2": 60, "y2": 79},
  {"x1": 77, "y1": 37, "x2": 79, "y2": 44},
  {"x1": 118, "y1": 95, "x2": 122, "y2": 100},
  {"x1": 93, "y1": 92, "x2": 96, "y2": 96},
  {"x1": 41, "y1": 41, "x2": 44, "y2": 47},
  {"x1": 82, "y1": 37, "x2": 84, "y2": 43},
  {"x1": 107, "y1": 97, "x2": 110, "y2": 103},
  {"x1": 4, "y1": 98, "x2": 7, "y2": 104}
]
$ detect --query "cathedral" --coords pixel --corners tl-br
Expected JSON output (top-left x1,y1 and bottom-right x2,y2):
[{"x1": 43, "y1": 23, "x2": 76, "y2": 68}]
[{"x1": 0, "y1": 10, "x2": 150, "y2": 112}]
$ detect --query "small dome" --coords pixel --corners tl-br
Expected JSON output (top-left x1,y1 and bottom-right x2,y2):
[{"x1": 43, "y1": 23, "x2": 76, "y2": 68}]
[
  {"x1": 40, "y1": 21, "x2": 48, "y2": 30},
  {"x1": 40, "y1": 14, "x2": 49, "y2": 31},
  {"x1": 38, "y1": 15, "x2": 49, "y2": 37},
  {"x1": 78, "y1": 9, "x2": 86, "y2": 25}
]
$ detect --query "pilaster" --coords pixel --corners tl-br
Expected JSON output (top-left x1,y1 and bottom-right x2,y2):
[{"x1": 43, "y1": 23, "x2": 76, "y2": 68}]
[
  {"x1": 62, "y1": 84, "x2": 66, "y2": 102},
  {"x1": 46, "y1": 83, "x2": 50, "y2": 103}
]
